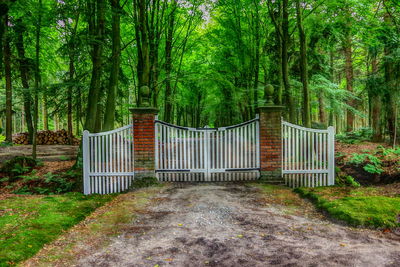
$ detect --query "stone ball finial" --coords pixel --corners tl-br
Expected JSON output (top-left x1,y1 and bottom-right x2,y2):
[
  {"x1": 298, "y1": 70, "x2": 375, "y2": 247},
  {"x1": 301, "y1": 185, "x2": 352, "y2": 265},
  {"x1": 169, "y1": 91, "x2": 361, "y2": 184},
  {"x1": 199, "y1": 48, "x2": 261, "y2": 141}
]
[
  {"x1": 140, "y1": 85, "x2": 151, "y2": 107},
  {"x1": 264, "y1": 84, "x2": 274, "y2": 105}
]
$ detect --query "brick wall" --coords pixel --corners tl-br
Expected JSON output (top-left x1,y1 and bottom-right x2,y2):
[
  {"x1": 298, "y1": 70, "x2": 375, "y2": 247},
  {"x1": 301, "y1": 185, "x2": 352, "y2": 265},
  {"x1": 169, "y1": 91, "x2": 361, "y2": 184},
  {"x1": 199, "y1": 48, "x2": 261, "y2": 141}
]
[
  {"x1": 257, "y1": 106, "x2": 285, "y2": 180},
  {"x1": 131, "y1": 108, "x2": 158, "y2": 178}
]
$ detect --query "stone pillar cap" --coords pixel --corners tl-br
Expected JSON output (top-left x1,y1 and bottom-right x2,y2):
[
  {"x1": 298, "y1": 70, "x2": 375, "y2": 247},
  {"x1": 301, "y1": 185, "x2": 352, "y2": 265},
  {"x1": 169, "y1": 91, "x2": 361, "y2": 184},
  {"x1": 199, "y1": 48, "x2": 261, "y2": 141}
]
[
  {"x1": 130, "y1": 107, "x2": 159, "y2": 114},
  {"x1": 256, "y1": 105, "x2": 286, "y2": 112}
]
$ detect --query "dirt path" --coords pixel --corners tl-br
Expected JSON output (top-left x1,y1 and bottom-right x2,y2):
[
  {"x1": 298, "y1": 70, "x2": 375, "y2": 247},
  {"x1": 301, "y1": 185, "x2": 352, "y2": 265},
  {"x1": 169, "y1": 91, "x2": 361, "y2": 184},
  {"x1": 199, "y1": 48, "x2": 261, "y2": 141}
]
[
  {"x1": 73, "y1": 184, "x2": 400, "y2": 267},
  {"x1": 0, "y1": 145, "x2": 77, "y2": 163}
]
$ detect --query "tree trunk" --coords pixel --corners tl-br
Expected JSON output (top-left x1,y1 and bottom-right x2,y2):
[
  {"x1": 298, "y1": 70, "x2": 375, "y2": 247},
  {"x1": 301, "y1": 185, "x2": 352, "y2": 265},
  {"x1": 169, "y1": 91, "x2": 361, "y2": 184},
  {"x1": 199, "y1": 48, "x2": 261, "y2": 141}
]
[
  {"x1": 76, "y1": 86, "x2": 82, "y2": 136},
  {"x1": 137, "y1": 0, "x2": 150, "y2": 88},
  {"x1": 163, "y1": 2, "x2": 175, "y2": 122},
  {"x1": 370, "y1": 52, "x2": 382, "y2": 142},
  {"x1": 3, "y1": 14, "x2": 12, "y2": 142},
  {"x1": 253, "y1": 3, "x2": 260, "y2": 111},
  {"x1": 42, "y1": 92, "x2": 48, "y2": 130},
  {"x1": 295, "y1": 0, "x2": 311, "y2": 127},
  {"x1": 15, "y1": 19, "x2": 34, "y2": 142},
  {"x1": 84, "y1": 0, "x2": 105, "y2": 132},
  {"x1": 67, "y1": 54, "x2": 74, "y2": 143},
  {"x1": 103, "y1": 0, "x2": 121, "y2": 131},
  {"x1": 343, "y1": 30, "x2": 355, "y2": 132},
  {"x1": 282, "y1": 0, "x2": 295, "y2": 122},
  {"x1": 32, "y1": 0, "x2": 42, "y2": 160}
]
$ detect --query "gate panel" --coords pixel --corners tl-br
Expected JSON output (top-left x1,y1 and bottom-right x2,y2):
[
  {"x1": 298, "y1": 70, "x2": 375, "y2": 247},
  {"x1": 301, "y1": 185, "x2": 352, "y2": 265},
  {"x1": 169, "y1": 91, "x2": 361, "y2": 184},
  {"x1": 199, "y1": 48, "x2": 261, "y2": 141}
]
[
  {"x1": 155, "y1": 117, "x2": 260, "y2": 181},
  {"x1": 83, "y1": 125, "x2": 134, "y2": 194},
  {"x1": 282, "y1": 121, "x2": 335, "y2": 187}
]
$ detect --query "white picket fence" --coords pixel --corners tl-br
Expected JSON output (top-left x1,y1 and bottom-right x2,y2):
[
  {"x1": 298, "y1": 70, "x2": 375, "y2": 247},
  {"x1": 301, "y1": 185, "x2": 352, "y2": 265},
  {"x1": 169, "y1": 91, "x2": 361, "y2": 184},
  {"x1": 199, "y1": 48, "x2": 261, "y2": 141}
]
[
  {"x1": 282, "y1": 121, "x2": 335, "y2": 187},
  {"x1": 155, "y1": 117, "x2": 260, "y2": 181},
  {"x1": 82, "y1": 125, "x2": 134, "y2": 194}
]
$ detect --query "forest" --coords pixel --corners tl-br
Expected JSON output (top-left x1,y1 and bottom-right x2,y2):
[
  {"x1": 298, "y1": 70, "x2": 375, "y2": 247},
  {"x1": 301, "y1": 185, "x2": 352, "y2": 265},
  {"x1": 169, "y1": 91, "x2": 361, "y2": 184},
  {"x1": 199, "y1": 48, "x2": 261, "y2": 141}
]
[
  {"x1": 2, "y1": 1, "x2": 400, "y2": 265},
  {"x1": 0, "y1": 0, "x2": 399, "y2": 147}
]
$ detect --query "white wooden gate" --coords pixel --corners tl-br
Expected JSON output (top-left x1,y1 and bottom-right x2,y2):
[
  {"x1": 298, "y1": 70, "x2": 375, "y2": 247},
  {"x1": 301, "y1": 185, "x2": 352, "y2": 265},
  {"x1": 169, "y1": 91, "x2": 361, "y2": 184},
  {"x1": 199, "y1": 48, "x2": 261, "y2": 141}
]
[
  {"x1": 282, "y1": 121, "x2": 335, "y2": 187},
  {"x1": 155, "y1": 117, "x2": 260, "y2": 181},
  {"x1": 82, "y1": 125, "x2": 134, "y2": 194}
]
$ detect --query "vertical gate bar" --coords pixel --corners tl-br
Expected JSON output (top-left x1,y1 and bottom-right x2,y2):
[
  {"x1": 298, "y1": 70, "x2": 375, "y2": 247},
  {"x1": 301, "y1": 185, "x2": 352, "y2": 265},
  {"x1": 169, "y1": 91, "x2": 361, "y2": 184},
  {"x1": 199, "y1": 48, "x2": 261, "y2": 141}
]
[
  {"x1": 184, "y1": 129, "x2": 187, "y2": 170},
  {"x1": 167, "y1": 126, "x2": 171, "y2": 170},
  {"x1": 155, "y1": 123, "x2": 159, "y2": 171},
  {"x1": 173, "y1": 128, "x2": 177, "y2": 171},
  {"x1": 211, "y1": 131, "x2": 215, "y2": 170},
  {"x1": 163, "y1": 125, "x2": 166, "y2": 170},
  {"x1": 328, "y1": 126, "x2": 335, "y2": 185},
  {"x1": 320, "y1": 132, "x2": 323, "y2": 186},
  {"x1": 244, "y1": 125, "x2": 248, "y2": 168},
  {"x1": 235, "y1": 127, "x2": 238, "y2": 169},
  {"x1": 216, "y1": 131, "x2": 219, "y2": 170},
  {"x1": 177, "y1": 129, "x2": 181, "y2": 170},
  {"x1": 188, "y1": 131, "x2": 192, "y2": 170},
  {"x1": 256, "y1": 119, "x2": 260, "y2": 169},
  {"x1": 180, "y1": 129, "x2": 184, "y2": 171},
  {"x1": 200, "y1": 131, "x2": 203, "y2": 170},
  {"x1": 318, "y1": 133, "x2": 321, "y2": 187},
  {"x1": 224, "y1": 129, "x2": 228, "y2": 170},
  {"x1": 83, "y1": 131, "x2": 90, "y2": 195},
  {"x1": 195, "y1": 131, "x2": 198, "y2": 170},
  {"x1": 311, "y1": 132, "x2": 315, "y2": 187},
  {"x1": 307, "y1": 131, "x2": 311, "y2": 187},
  {"x1": 323, "y1": 132, "x2": 326, "y2": 171},
  {"x1": 228, "y1": 130, "x2": 231, "y2": 169},
  {"x1": 240, "y1": 126, "x2": 243, "y2": 169},
  {"x1": 250, "y1": 123, "x2": 253, "y2": 168}
]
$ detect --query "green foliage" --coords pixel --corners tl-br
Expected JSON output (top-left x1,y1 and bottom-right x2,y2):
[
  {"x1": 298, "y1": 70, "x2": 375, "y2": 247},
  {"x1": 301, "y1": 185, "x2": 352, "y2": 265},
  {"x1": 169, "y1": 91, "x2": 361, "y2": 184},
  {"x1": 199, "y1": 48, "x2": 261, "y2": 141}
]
[
  {"x1": 336, "y1": 174, "x2": 361, "y2": 187},
  {"x1": 43, "y1": 172, "x2": 75, "y2": 193},
  {"x1": 0, "y1": 193, "x2": 114, "y2": 266},
  {"x1": 0, "y1": 135, "x2": 5, "y2": 143},
  {"x1": 295, "y1": 187, "x2": 400, "y2": 229},
  {"x1": 336, "y1": 128, "x2": 373, "y2": 144},
  {"x1": 348, "y1": 153, "x2": 384, "y2": 175},
  {"x1": 363, "y1": 164, "x2": 384, "y2": 174},
  {"x1": 0, "y1": 156, "x2": 38, "y2": 182}
]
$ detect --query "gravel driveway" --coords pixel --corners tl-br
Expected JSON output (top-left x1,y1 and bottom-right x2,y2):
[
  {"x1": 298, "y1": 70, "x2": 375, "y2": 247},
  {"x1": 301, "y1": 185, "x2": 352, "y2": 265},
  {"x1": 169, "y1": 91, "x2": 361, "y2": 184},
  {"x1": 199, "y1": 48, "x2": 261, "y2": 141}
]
[{"x1": 77, "y1": 184, "x2": 400, "y2": 267}]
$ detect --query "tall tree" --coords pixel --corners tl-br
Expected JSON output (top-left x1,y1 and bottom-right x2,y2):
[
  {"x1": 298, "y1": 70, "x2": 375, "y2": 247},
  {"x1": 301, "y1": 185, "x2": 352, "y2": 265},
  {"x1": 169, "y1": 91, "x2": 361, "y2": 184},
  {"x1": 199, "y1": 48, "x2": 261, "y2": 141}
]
[
  {"x1": 282, "y1": 0, "x2": 295, "y2": 122},
  {"x1": 295, "y1": 0, "x2": 311, "y2": 127},
  {"x1": 103, "y1": 0, "x2": 121, "y2": 131},
  {"x1": 3, "y1": 13, "x2": 12, "y2": 142},
  {"x1": 32, "y1": 0, "x2": 42, "y2": 160},
  {"x1": 84, "y1": 0, "x2": 106, "y2": 132},
  {"x1": 15, "y1": 18, "x2": 34, "y2": 142}
]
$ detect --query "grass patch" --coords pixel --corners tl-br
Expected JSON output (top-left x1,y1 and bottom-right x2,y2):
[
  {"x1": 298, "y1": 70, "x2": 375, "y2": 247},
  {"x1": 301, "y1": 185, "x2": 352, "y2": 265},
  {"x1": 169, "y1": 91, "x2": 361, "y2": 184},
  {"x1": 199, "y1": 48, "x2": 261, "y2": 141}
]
[
  {"x1": 252, "y1": 183, "x2": 304, "y2": 207},
  {"x1": 21, "y1": 185, "x2": 165, "y2": 267},
  {"x1": 0, "y1": 193, "x2": 114, "y2": 266},
  {"x1": 295, "y1": 187, "x2": 400, "y2": 229}
]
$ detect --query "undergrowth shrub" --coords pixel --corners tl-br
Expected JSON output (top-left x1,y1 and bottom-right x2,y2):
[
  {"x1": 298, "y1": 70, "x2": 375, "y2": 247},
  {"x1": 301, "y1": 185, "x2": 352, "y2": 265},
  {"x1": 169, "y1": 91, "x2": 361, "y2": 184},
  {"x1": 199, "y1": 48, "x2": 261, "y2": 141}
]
[
  {"x1": 336, "y1": 127, "x2": 372, "y2": 144},
  {"x1": 335, "y1": 167, "x2": 360, "y2": 187},
  {"x1": 0, "y1": 156, "x2": 39, "y2": 181},
  {"x1": 348, "y1": 153, "x2": 384, "y2": 175}
]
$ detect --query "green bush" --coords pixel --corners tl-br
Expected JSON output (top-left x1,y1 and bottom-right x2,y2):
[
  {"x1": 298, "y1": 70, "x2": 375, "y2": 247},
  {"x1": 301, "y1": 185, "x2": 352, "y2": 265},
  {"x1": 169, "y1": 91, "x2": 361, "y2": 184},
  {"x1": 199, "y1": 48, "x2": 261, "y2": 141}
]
[
  {"x1": 348, "y1": 153, "x2": 384, "y2": 175},
  {"x1": 336, "y1": 127, "x2": 372, "y2": 144},
  {"x1": 0, "y1": 156, "x2": 38, "y2": 181}
]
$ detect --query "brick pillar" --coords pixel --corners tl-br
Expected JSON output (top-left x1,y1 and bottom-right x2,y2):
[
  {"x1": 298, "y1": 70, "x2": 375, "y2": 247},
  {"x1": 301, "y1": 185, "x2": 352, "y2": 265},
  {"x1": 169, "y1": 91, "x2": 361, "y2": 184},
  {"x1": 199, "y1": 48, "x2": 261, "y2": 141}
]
[
  {"x1": 257, "y1": 105, "x2": 285, "y2": 182},
  {"x1": 130, "y1": 107, "x2": 158, "y2": 179}
]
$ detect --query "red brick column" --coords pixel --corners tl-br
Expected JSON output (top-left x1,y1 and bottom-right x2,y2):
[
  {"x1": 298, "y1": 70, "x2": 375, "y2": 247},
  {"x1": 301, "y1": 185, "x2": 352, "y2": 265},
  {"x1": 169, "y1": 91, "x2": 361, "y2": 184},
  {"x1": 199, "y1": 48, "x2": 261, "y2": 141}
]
[
  {"x1": 257, "y1": 105, "x2": 285, "y2": 182},
  {"x1": 130, "y1": 108, "x2": 158, "y2": 178}
]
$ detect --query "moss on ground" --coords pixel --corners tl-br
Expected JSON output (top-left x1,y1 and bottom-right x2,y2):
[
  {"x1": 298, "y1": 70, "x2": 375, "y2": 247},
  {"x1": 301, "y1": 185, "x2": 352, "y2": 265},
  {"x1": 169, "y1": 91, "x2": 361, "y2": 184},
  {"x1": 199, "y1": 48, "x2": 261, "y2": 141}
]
[
  {"x1": 21, "y1": 185, "x2": 165, "y2": 267},
  {"x1": 0, "y1": 193, "x2": 114, "y2": 266},
  {"x1": 295, "y1": 187, "x2": 400, "y2": 229}
]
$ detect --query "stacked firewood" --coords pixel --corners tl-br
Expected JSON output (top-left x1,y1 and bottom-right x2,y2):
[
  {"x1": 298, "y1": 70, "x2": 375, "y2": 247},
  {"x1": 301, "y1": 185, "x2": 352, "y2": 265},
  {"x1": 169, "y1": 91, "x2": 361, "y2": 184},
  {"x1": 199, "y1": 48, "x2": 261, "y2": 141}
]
[{"x1": 13, "y1": 130, "x2": 80, "y2": 145}]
